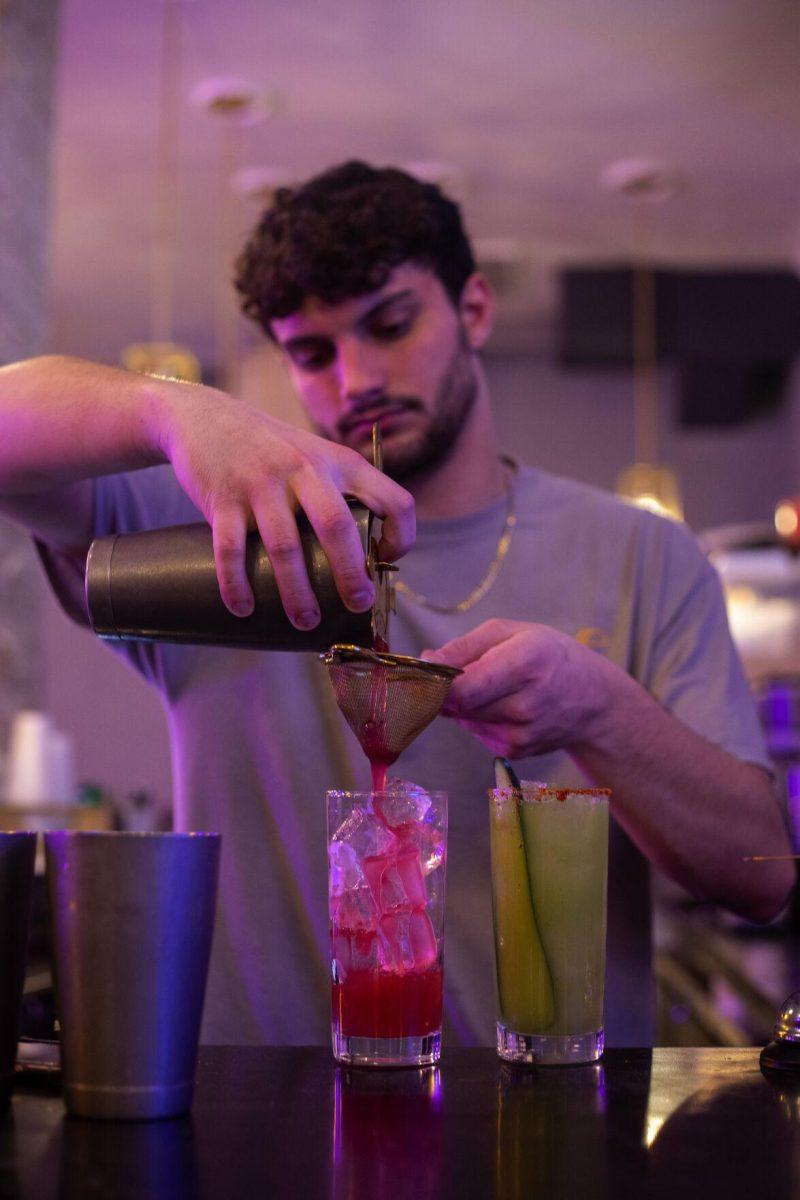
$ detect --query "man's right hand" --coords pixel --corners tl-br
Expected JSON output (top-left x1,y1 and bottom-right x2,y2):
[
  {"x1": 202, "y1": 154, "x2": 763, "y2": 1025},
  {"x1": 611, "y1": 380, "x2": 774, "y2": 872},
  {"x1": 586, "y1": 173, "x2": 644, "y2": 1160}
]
[
  {"x1": 0, "y1": 356, "x2": 414, "y2": 629},
  {"x1": 160, "y1": 384, "x2": 415, "y2": 626}
]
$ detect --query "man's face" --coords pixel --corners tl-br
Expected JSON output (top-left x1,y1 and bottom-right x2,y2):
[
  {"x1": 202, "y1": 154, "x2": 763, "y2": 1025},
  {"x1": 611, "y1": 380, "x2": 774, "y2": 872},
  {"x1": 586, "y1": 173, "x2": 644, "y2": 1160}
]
[{"x1": 269, "y1": 264, "x2": 482, "y2": 482}]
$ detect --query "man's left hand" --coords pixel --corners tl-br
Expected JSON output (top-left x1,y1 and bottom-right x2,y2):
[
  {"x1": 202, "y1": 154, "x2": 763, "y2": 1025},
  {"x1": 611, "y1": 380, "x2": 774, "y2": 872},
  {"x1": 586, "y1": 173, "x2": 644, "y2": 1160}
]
[{"x1": 422, "y1": 618, "x2": 612, "y2": 760}]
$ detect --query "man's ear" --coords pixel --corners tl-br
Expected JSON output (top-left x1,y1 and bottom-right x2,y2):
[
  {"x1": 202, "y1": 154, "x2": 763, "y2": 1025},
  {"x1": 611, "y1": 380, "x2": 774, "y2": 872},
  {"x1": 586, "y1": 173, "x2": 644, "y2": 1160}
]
[{"x1": 459, "y1": 272, "x2": 495, "y2": 350}]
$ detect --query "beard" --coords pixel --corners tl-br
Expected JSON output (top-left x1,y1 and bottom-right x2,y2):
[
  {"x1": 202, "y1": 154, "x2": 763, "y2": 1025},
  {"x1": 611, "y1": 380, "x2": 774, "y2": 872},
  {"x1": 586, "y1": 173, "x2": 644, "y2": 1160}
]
[{"x1": 333, "y1": 329, "x2": 479, "y2": 484}]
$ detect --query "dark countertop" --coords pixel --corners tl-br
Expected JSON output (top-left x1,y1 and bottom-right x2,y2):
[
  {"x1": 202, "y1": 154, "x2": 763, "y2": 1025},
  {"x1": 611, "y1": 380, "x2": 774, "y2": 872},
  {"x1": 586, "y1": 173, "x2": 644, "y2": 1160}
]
[{"x1": 3, "y1": 1046, "x2": 798, "y2": 1198}]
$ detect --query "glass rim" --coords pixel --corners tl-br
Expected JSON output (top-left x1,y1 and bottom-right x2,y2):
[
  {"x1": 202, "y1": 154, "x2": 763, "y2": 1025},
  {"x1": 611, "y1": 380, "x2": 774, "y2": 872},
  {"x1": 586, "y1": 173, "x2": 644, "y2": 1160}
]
[
  {"x1": 489, "y1": 786, "x2": 610, "y2": 805},
  {"x1": 326, "y1": 788, "x2": 447, "y2": 800},
  {"x1": 42, "y1": 830, "x2": 220, "y2": 840}
]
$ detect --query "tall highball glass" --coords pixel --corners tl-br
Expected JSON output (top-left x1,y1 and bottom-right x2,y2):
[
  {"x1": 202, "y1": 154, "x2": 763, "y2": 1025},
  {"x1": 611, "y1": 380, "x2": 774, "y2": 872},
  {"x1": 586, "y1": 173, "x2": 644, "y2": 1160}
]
[{"x1": 327, "y1": 784, "x2": 447, "y2": 1067}]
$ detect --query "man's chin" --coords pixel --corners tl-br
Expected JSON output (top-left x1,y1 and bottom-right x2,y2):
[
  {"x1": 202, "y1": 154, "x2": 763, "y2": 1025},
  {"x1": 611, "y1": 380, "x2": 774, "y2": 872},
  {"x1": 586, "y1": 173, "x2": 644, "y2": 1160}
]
[
  {"x1": 379, "y1": 435, "x2": 454, "y2": 484},
  {"x1": 345, "y1": 425, "x2": 423, "y2": 472}
]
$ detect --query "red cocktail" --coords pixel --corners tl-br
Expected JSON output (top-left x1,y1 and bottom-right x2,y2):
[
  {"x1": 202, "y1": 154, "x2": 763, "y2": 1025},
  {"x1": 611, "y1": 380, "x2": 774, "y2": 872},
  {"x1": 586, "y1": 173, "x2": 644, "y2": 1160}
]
[{"x1": 327, "y1": 784, "x2": 447, "y2": 1066}]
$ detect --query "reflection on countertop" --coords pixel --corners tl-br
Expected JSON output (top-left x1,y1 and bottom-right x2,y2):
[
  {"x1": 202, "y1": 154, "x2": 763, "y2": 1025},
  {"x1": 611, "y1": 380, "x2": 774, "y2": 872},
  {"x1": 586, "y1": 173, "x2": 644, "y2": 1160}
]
[{"x1": 5, "y1": 1046, "x2": 800, "y2": 1200}]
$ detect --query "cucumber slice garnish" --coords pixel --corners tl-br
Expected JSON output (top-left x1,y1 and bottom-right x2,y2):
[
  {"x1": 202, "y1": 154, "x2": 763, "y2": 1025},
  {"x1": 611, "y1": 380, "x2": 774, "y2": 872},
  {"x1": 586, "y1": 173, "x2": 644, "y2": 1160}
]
[
  {"x1": 491, "y1": 757, "x2": 555, "y2": 1030},
  {"x1": 493, "y1": 756, "x2": 521, "y2": 791}
]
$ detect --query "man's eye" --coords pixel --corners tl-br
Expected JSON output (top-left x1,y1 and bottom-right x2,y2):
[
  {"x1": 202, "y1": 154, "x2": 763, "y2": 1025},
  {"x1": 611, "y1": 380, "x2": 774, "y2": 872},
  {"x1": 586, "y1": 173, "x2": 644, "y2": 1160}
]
[
  {"x1": 291, "y1": 345, "x2": 334, "y2": 372},
  {"x1": 372, "y1": 318, "x2": 412, "y2": 342}
]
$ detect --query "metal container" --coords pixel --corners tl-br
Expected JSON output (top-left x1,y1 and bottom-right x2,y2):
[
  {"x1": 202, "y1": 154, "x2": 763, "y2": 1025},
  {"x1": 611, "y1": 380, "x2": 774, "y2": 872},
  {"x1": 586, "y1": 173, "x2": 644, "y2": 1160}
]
[
  {"x1": 0, "y1": 832, "x2": 36, "y2": 1106},
  {"x1": 85, "y1": 501, "x2": 393, "y2": 652},
  {"x1": 45, "y1": 830, "x2": 220, "y2": 1120}
]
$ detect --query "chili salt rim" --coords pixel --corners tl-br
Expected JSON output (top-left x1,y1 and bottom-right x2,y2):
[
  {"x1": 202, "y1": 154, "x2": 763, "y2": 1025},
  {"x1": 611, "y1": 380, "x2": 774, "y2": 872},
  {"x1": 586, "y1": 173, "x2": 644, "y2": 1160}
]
[{"x1": 490, "y1": 786, "x2": 611, "y2": 804}]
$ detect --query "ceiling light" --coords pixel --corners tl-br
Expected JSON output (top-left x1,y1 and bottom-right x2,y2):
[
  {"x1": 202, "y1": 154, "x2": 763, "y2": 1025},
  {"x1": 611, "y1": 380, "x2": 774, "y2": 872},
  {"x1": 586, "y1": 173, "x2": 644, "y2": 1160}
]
[{"x1": 189, "y1": 76, "x2": 281, "y2": 127}]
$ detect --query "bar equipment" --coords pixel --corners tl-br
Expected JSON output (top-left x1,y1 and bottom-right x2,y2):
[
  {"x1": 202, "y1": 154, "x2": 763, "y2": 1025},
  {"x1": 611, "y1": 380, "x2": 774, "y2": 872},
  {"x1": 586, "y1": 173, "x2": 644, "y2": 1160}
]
[
  {"x1": 85, "y1": 423, "x2": 395, "y2": 653},
  {"x1": 761, "y1": 991, "x2": 800, "y2": 1075},
  {"x1": 327, "y1": 784, "x2": 447, "y2": 1067},
  {"x1": 489, "y1": 776, "x2": 610, "y2": 1065},
  {"x1": 321, "y1": 645, "x2": 460, "y2": 790},
  {"x1": 45, "y1": 830, "x2": 220, "y2": 1119},
  {"x1": 85, "y1": 502, "x2": 393, "y2": 653},
  {"x1": 0, "y1": 832, "x2": 36, "y2": 1105}
]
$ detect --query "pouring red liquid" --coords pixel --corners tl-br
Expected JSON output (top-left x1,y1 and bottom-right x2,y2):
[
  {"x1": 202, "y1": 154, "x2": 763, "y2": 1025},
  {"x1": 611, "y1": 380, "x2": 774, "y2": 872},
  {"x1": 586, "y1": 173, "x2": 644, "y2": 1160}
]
[{"x1": 363, "y1": 634, "x2": 395, "y2": 792}]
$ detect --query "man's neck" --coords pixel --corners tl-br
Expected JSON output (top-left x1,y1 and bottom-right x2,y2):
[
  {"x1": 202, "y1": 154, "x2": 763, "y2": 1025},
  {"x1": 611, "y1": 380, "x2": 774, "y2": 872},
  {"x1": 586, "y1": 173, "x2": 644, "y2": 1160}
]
[{"x1": 406, "y1": 372, "x2": 505, "y2": 520}]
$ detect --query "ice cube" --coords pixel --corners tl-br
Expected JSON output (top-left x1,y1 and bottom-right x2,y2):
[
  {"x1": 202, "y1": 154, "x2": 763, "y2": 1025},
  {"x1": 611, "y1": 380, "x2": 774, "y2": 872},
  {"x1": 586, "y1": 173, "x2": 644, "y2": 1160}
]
[
  {"x1": 332, "y1": 806, "x2": 398, "y2": 860},
  {"x1": 408, "y1": 910, "x2": 438, "y2": 969},
  {"x1": 374, "y1": 781, "x2": 432, "y2": 828},
  {"x1": 332, "y1": 884, "x2": 378, "y2": 934},
  {"x1": 393, "y1": 844, "x2": 428, "y2": 909},
  {"x1": 328, "y1": 840, "x2": 364, "y2": 895},
  {"x1": 361, "y1": 852, "x2": 394, "y2": 909},
  {"x1": 379, "y1": 910, "x2": 439, "y2": 972},
  {"x1": 379, "y1": 862, "x2": 410, "y2": 913},
  {"x1": 395, "y1": 823, "x2": 445, "y2": 875},
  {"x1": 350, "y1": 930, "x2": 382, "y2": 972},
  {"x1": 379, "y1": 913, "x2": 416, "y2": 973},
  {"x1": 419, "y1": 826, "x2": 445, "y2": 874}
]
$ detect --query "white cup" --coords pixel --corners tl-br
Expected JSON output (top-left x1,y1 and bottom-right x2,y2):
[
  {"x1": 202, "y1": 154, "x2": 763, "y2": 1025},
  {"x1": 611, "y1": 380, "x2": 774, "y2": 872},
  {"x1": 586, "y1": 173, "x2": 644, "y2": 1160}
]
[{"x1": 5, "y1": 710, "x2": 64, "y2": 806}]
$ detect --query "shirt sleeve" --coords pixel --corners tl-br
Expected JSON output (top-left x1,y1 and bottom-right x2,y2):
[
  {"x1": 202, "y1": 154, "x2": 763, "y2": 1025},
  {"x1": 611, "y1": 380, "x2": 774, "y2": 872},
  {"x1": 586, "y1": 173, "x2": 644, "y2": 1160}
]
[
  {"x1": 35, "y1": 466, "x2": 202, "y2": 679},
  {"x1": 636, "y1": 515, "x2": 772, "y2": 774}
]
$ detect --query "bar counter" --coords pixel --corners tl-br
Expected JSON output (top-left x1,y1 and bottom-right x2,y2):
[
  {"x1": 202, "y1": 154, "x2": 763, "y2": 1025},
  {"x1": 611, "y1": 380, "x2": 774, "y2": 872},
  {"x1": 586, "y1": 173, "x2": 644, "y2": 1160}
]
[{"x1": 3, "y1": 1046, "x2": 797, "y2": 1198}]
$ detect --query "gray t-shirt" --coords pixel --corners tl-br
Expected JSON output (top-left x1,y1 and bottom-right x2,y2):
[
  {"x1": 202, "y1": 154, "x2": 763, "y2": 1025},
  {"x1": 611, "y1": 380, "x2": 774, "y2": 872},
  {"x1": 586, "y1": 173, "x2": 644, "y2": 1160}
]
[{"x1": 41, "y1": 463, "x2": 772, "y2": 1047}]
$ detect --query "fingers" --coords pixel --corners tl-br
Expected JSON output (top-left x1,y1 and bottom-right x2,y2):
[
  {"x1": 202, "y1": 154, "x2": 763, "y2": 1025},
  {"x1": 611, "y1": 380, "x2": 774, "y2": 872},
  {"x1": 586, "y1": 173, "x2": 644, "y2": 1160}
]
[
  {"x1": 421, "y1": 619, "x2": 522, "y2": 670},
  {"x1": 251, "y1": 490, "x2": 322, "y2": 630},
  {"x1": 293, "y1": 474, "x2": 375, "y2": 614},
  {"x1": 442, "y1": 646, "x2": 530, "y2": 716},
  {"x1": 423, "y1": 622, "x2": 530, "y2": 715},
  {"x1": 340, "y1": 457, "x2": 416, "y2": 561},
  {"x1": 212, "y1": 507, "x2": 254, "y2": 617},
  {"x1": 206, "y1": 434, "x2": 417, "y2": 625}
]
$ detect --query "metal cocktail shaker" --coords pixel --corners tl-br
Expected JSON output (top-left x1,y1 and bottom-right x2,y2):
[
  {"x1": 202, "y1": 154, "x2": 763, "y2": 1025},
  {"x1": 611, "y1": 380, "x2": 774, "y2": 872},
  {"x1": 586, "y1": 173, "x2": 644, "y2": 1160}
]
[{"x1": 85, "y1": 501, "x2": 394, "y2": 653}]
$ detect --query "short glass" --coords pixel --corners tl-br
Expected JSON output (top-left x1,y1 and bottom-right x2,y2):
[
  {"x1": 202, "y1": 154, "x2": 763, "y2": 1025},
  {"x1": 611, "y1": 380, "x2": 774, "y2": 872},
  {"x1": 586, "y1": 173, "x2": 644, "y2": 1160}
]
[
  {"x1": 489, "y1": 785, "x2": 610, "y2": 1065},
  {"x1": 327, "y1": 785, "x2": 447, "y2": 1067}
]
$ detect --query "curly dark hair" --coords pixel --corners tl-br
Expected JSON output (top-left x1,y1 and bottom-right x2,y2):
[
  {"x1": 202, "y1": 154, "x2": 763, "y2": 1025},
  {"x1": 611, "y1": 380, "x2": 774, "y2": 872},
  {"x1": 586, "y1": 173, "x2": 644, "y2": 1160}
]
[{"x1": 234, "y1": 160, "x2": 476, "y2": 335}]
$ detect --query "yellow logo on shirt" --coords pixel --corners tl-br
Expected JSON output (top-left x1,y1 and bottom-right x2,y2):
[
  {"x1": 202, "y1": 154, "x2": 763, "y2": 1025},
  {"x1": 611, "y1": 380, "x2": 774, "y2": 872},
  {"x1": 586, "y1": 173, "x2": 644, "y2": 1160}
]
[{"x1": 576, "y1": 627, "x2": 611, "y2": 653}]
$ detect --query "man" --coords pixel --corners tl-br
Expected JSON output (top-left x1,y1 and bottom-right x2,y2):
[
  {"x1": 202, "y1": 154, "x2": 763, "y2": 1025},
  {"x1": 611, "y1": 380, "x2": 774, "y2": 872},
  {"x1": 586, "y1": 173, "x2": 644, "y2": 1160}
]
[{"x1": 0, "y1": 161, "x2": 792, "y2": 1047}]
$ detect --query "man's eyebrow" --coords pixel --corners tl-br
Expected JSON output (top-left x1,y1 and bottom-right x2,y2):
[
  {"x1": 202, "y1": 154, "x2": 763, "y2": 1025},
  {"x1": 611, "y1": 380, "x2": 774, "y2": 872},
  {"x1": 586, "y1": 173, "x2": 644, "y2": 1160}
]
[{"x1": 357, "y1": 288, "x2": 418, "y2": 327}]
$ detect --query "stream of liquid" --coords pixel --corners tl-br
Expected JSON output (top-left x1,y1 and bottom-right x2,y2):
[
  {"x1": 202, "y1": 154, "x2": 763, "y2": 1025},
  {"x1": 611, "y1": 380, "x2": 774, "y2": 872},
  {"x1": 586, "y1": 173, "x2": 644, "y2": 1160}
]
[{"x1": 363, "y1": 635, "x2": 394, "y2": 792}]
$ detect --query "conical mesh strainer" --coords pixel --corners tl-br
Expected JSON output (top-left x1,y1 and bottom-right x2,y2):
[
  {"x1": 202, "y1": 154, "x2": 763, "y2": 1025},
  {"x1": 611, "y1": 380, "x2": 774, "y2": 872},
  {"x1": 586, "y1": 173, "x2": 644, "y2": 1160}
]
[{"x1": 321, "y1": 644, "x2": 462, "y2": 764}]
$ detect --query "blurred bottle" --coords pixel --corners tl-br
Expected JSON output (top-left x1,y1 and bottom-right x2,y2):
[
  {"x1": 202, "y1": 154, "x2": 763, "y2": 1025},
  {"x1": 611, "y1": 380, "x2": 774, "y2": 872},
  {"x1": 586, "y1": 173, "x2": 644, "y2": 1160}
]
[{"x1": 116, "y1": 789, "x2": 160, "y2": 833}]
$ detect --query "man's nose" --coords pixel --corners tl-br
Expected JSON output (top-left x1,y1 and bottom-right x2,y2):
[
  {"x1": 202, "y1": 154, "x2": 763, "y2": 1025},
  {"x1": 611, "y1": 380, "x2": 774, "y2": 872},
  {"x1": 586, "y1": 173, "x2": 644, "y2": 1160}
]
[{"x1": 335, "y1": 340, "x2": 386, "y2": 405}]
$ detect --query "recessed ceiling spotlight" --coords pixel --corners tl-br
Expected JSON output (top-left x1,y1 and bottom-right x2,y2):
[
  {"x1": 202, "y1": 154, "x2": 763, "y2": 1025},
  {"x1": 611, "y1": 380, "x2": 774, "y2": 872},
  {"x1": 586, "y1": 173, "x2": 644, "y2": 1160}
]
[
  {"x1": 599, "y1": 158, "x2": 684, "y2": 202},
  {"x1": 230, "y1": 165, "x2": 294, "y2": 202},
  {"x1": 189, "y1": 76, "x2": 282, "y2": 126}
]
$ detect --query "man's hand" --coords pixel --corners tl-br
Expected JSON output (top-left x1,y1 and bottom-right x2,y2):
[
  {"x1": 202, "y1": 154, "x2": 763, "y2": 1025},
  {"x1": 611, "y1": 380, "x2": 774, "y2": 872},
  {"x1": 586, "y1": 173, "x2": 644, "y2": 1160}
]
[
  {"x1": 160, "y1": 386, "x2": 415, "y2": 626},
  {"x1": 424, "y1": 617, "x2": 795, "y2": 924},
  {"x1": 422, "y1": 618, "x2": 609, "y2": 759}
]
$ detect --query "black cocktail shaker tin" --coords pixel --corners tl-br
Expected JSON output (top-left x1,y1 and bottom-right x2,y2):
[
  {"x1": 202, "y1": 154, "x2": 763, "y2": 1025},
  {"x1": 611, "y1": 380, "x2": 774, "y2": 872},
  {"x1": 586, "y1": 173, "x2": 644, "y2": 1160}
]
[{"x1": 85, "y1": 501, "x2": 393, "y2": 652}]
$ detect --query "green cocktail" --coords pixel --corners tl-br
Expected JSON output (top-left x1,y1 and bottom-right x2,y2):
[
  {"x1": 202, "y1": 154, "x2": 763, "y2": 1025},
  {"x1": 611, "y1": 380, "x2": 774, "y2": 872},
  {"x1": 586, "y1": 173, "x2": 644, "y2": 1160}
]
[{"x1": 489, "y1": 784, "x2": 610, "y2": 1065}]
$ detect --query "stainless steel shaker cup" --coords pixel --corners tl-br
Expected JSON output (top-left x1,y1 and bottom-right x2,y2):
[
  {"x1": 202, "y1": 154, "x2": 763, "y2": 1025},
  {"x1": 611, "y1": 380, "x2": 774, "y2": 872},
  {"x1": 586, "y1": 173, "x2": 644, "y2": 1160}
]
[
  {"x1": 45, "y1": 831, "x2": 220, "y2": 1120},
  {"x1": 0, "y1": 832, "x2": 37, "y2": 1106},
  {"x1": 85, "y1": 501, "x2": 393, "y2": 652}
]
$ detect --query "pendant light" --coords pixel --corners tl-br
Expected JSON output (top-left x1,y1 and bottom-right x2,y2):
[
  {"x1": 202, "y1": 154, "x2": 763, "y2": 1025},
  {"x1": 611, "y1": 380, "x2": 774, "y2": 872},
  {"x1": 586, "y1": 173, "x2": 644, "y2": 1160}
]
[
  {"x1": 602, "y1": 159, "x2": 684, "y2": 523},
  {"x1": 121, "y1": 0, "x2": 201, "y2": 385}
]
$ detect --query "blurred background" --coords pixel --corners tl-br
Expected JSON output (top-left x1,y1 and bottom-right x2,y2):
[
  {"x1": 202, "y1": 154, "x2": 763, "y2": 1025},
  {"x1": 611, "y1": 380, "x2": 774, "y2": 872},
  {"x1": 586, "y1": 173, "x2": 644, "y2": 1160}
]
[{"x1": 2, "y1": 0, "x2": 800, "y2": 1044}]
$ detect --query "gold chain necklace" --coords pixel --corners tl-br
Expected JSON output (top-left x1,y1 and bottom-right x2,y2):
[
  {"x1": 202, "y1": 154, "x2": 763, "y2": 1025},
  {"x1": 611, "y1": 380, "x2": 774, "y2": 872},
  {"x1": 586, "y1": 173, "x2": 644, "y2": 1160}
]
[{"x1": 395, "y1": 456, "x2": 519, "y2": 615}]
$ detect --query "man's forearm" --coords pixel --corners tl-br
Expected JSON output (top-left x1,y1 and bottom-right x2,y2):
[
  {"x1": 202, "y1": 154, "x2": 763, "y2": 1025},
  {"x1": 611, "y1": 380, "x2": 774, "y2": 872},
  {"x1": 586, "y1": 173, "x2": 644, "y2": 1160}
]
[
  {"x1": 573, "y1": 665, "x2": 794, "y2": 923},
  {"x1": 0, "y1": 355, "x2": 170, "y2": 494}
]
